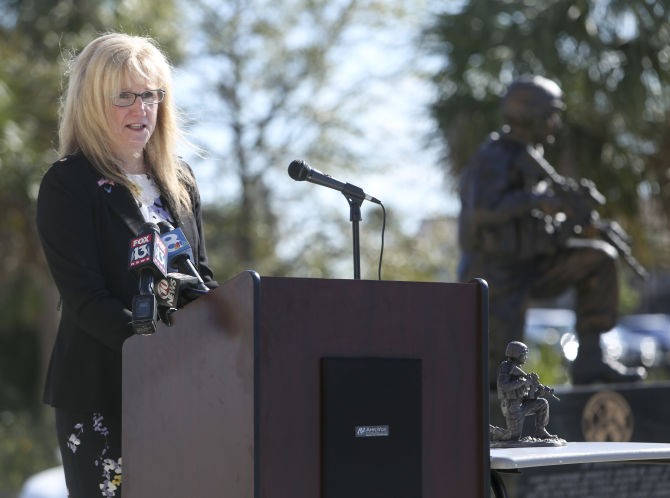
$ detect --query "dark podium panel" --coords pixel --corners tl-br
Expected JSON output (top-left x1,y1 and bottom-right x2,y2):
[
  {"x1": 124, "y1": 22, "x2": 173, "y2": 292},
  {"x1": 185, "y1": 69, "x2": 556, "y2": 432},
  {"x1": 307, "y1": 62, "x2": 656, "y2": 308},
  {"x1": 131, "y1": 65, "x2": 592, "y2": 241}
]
[
  {"x1": 321, "y1": 357, "x2": 423, "y2": 498},
  {"x1": 122, "y1": 272, "x2": 489, "y2": 498}
]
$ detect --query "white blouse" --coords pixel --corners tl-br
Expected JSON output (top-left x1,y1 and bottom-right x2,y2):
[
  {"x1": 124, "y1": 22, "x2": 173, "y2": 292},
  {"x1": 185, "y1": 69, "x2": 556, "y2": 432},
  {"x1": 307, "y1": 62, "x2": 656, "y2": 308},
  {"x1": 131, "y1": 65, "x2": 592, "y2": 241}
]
[{"x1": 127, "y1": 173, "x2": 173, "y2": 224}]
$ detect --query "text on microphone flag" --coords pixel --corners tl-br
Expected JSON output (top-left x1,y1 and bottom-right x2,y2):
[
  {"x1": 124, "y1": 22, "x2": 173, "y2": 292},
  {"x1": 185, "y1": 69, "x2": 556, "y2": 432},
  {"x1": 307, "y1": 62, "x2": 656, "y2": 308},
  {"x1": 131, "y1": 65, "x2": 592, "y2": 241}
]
[
  {"x1": 161, "y1": 228, "x2": 192, "y2": 259},
  {"x1": 128, "y1": 231, "x2": 168, "y2": 275}
]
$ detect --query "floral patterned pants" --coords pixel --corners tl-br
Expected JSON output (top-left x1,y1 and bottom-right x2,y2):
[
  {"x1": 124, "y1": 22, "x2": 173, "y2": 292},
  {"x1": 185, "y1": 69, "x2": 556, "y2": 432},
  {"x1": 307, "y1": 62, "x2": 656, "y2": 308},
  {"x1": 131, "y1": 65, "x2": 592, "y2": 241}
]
[{"x1": 55, "y1": 408, "x2": 122, "y2": 497}]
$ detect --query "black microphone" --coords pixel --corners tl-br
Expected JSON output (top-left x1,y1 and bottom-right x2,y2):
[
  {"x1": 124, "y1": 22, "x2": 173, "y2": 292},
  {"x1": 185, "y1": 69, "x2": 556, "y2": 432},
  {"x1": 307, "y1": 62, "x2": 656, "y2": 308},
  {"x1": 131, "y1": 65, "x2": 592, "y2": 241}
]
[
  {"x1": 288, "y1": 159, "x2": 381, "y2": 204},
  {"x1": 128, "y1": 222, "x2": 168, "y2": 335},
  {"x1": 157, "y1": 221, "x2": 209, "y2": 293},
  {"x1": 155, "y1": 273, "x2": 201, "y2": 309}
]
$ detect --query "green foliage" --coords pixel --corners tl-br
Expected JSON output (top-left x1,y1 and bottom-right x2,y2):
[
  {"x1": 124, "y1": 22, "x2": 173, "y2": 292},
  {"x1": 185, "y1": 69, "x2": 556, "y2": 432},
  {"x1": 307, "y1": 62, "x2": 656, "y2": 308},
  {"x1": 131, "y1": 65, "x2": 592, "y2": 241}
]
[
  {"x1": 366, "y1": 213, "x2": 459, "y2": 283},
  {"x1": 525, "y1": 343, "x2": 570, "y2": 387},
  {"x1": 619, "y1": 273, "x2": 642, "y2": 315},
  {"x1": 0, "y1": 410, "x2": 59, "y2": 495},
  {"x1": 0, "y1": 326, "x2": 40, "y2": 411}
]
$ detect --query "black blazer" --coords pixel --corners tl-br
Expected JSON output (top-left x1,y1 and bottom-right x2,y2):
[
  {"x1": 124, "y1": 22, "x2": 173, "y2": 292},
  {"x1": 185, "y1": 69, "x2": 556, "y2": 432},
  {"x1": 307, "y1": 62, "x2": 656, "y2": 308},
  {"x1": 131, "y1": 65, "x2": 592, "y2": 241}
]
[{"x1": 36, "y1": 153, "x2": 217, "y2": 414}]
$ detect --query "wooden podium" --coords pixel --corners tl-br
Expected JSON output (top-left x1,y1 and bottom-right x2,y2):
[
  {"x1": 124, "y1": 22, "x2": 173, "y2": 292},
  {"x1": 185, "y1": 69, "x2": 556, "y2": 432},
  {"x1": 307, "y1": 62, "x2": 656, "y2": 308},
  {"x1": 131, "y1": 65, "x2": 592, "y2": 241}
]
[{"x1": 122, "y1": 272, "x2": 489, "y2": 497}]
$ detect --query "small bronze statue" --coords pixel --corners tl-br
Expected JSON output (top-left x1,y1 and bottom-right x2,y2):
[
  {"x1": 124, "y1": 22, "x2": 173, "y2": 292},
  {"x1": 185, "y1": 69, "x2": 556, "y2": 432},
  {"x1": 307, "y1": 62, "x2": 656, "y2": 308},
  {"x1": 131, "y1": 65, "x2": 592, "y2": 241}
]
[{"x1": 490, "y1": 341, "x2": 566, "y2": 447}]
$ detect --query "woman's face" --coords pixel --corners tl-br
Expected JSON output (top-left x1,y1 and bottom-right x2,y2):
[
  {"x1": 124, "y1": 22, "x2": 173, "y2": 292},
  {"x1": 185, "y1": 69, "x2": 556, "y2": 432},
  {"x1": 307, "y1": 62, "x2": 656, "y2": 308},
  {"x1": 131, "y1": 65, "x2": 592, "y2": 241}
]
[{"x1": 109, "y1": 75, "x2": 160, "y2": 163}]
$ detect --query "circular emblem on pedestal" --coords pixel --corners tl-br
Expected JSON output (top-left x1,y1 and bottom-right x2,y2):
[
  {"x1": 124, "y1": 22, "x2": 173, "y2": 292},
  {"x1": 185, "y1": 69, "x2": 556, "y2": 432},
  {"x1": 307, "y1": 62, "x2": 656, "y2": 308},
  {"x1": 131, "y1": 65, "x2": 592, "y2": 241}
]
[{"x1": 581, "y1": 390, "x2": 633, "y2": 442}]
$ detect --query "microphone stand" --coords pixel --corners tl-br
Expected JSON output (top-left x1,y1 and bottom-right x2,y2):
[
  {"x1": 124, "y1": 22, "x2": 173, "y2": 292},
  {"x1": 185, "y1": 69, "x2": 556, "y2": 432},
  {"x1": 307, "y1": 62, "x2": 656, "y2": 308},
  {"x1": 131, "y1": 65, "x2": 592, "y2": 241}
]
[{"x1": 343, "y1": 192, "x2": 364, "y2": 280}]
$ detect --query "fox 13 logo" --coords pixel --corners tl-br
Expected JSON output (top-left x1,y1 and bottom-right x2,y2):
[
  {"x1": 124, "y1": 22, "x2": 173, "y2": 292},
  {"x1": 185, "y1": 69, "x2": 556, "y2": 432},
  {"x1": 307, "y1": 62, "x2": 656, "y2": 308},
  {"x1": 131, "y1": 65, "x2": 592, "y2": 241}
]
[{"x1": 129, "y1": 233, "x2": 167, "y2": 274}]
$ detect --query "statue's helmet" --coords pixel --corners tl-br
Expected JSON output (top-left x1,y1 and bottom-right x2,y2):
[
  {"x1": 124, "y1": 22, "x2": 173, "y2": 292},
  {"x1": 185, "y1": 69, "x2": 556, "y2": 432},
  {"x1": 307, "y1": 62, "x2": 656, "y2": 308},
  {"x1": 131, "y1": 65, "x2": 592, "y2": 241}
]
[
  {"x1": 505, "y1": 341, "x2": 529, "y2": 362},
  {"x1": 501, "y1": 75, "x2": 565, "y2": 129}
]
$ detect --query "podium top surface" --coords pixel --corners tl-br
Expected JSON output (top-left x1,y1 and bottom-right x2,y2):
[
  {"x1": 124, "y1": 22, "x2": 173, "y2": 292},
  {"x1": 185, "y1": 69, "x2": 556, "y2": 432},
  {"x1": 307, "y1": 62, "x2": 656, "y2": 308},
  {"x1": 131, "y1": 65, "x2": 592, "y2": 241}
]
[{"x1": 491, "y1": 442, "x2": 670, "y2": 470}]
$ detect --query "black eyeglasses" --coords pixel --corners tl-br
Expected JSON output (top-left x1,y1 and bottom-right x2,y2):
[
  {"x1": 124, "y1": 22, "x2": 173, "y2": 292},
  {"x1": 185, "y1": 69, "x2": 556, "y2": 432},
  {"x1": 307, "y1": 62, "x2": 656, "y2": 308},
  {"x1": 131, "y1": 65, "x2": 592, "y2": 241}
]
[{"x1": 112, "y1": 89, "x2": 165, "y2": 107}]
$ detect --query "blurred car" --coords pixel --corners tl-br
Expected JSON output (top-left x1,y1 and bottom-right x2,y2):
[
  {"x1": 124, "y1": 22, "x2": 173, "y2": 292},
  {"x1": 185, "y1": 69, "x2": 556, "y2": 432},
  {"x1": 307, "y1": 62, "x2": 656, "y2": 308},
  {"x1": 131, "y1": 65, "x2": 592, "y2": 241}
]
[
  {"x1": 18, "y1": 465, "x2": 67, "y2": 498},
  {"x1": 618, "y1": 313, "x2": 670, "y2": 367},
  {"x1": 601, "y1": 324, "x2": 661, "y2": 369},
  {"x1": 524, "y1": 308, "x2": 661, "y2": 368}
]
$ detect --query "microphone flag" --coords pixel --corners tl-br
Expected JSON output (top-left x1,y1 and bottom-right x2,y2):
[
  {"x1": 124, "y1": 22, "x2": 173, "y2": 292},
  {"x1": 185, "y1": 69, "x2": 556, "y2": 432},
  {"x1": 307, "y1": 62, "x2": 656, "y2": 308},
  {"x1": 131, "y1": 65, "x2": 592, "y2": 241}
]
[
  {"x1": 128, "y1": 228, "x2": 168, "y2": 277},
  {"x1": 160, "y1": 226, "x2": 194, "y2": 273}
]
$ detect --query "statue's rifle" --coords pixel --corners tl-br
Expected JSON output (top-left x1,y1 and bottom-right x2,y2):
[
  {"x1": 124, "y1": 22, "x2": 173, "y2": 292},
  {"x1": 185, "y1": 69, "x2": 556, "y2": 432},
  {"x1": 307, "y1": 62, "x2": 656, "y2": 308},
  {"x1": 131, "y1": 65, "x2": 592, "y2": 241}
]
[
  {"x1": 511, "y1": 365, "x2": 560, "y2": 402},
  {"x1": 519, "y1": 146, "x2": 648, "y2": 280}
]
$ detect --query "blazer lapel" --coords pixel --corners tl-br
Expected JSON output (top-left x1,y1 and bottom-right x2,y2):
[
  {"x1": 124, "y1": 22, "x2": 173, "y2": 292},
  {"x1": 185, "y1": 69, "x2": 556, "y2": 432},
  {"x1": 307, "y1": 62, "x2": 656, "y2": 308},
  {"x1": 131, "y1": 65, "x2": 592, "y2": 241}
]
[
  {"x1": 103, "y1": 181, "x2": 146, "y2": 236},
  {"x1": 178, "y1": 212, "x2": 198, "y2": 249},
  {"x1": 96, "y1": 165, "x2": 195, "y2": 242},
  {"x1": 160, "y1": 194, "x2": 195, "y2": 246}
]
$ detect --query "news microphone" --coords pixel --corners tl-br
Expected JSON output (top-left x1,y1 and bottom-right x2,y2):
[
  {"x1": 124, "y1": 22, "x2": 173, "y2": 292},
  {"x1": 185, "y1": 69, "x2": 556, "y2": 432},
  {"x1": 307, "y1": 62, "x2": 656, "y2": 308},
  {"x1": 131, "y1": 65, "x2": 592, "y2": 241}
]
[
  {"x1": 155, "y1": 272, "x2": 201, "y2": 309},
  {"x1": 157, "y1": 221, "x2": 209, "y2": 293},
  {"x1": 128, "y1": 222, "x2": 168, "y2": 335},
  {"x1": 288, "y1": 159, "x2": 381, "y2": 204}
]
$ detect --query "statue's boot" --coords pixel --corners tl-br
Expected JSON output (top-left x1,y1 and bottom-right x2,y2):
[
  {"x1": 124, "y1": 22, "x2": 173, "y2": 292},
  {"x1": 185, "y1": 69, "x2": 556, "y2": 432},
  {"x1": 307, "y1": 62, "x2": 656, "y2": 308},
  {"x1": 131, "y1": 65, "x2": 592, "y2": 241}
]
[
  {"x1": 489, "y1": 425, "x2": 512, "y2": 441},
  {"x1": 533, "y1": 428, "x2": 556, "y2": 439},
  {"x1": 571, "y1": 333, "x2": 646, "y2": 385}
]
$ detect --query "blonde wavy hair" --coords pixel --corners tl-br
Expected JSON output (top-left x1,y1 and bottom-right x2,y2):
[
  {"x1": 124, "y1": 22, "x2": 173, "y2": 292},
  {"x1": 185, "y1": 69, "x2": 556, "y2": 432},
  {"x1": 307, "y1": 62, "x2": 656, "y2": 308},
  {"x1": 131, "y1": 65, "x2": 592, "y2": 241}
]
[{"x1": 58, "y1": 32, "x2": 193, "y2": 214}]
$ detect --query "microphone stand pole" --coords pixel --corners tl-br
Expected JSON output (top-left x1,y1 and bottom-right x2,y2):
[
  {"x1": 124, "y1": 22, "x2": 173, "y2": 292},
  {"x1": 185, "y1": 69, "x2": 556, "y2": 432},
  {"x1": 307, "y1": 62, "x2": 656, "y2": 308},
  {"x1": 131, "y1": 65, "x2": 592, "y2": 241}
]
[{"x1": 344, "y1": 193, "x2": 363, "y2": 280}]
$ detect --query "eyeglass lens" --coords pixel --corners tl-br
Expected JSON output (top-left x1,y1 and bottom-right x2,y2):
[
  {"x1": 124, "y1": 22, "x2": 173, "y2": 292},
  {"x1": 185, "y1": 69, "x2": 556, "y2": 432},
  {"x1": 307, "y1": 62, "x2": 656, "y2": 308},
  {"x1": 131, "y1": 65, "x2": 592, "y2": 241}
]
[{"x1": 113, "y1": 90, "x2": 165, "y2": 107}]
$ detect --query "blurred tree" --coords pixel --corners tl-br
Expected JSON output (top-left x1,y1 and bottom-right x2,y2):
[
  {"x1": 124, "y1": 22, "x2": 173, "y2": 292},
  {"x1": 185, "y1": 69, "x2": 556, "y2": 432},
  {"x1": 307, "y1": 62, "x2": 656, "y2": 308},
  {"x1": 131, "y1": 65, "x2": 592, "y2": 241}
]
[
  {"x1": 180, "y1": 0, "x2": 436, "y2": 280},
  {"x1": 425, "y1": 0, "x2": 670, "y2": 273}
]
